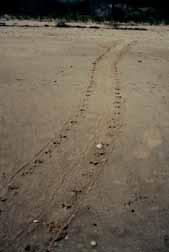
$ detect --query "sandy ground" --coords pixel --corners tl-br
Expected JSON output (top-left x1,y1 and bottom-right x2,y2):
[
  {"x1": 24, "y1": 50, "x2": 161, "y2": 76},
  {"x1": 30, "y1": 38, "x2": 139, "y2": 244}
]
[{"x1": 0, "y1": 24, "x2": 169, "y2": 252}]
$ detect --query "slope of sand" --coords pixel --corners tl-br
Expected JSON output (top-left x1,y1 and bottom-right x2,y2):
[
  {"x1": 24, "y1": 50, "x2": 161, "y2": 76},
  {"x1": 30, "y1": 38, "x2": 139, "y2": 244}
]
[{"x1": 0, "y1": 24, "x2": 169, "y2": 252}]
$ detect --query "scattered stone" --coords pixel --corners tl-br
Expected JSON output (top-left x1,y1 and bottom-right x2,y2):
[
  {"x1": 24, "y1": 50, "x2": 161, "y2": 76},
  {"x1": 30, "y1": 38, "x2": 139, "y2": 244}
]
[
  {"x1": 96, "y1": 143, "x2": 103, "y2": 150},
  {"x1": 33, "y1": 219, "x2": 39, "y2": 223},
  {"x1": 65, "y1": 235, "x2": 69, "y2": 240},
  {"x1": 90, "y1": 240, "x2": 97, "y2": 247}
]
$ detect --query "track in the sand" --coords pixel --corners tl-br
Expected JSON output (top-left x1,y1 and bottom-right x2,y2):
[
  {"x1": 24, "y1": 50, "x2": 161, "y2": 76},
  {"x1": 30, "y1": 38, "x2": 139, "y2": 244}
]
[{"x1": 0, "y1": 40, "x2": 134, "y2": 252}]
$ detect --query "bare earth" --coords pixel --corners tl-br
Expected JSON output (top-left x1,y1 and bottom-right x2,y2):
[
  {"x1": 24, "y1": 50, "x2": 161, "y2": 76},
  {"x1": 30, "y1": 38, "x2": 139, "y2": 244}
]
[{"x1": 0, "y1": 24, "x2": 169, "y2": 252}]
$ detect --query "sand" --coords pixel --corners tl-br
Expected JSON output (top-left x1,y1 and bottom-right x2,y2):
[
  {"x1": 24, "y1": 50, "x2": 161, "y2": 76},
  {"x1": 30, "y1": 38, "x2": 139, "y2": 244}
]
[{"x1": 0, "y1": 23, "x2": 169, "y2": 252}]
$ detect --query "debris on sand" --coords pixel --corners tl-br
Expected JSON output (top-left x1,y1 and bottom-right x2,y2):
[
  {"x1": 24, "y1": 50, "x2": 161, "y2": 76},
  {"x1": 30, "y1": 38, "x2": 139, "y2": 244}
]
[
  {"x1": 90, "y1": 240, "x2": 97, "y2": 247},
  {"x1": 64, "y1": 235, "x2": 69, "y2": 240},
  {"x1": 96, "y1": 143, "x2": 103, "y2": 150}
]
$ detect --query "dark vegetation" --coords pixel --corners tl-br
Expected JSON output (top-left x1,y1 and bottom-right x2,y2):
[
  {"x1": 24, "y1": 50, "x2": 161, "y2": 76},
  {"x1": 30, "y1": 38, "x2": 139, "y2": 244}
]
[{"x1": 0, "y1": 0, "x2": 169, "y2": 24}]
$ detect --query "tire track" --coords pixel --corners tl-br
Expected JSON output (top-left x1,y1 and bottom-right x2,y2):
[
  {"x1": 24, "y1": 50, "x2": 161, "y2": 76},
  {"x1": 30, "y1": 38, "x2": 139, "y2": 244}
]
[
  {"x1": 6, "y1": 45, "x2": 113, "y2": 186},
  {"x1": 1, "y1": 41, "x2": 134, "y2": 252},
  {"x1": 109, "y1": 41, "x2": 136, "y2": 139},
  {"x1": 46, "y1": 41, "x2": 136, "y2": 251},
  {"x1": 0, "y1": 43, "x2": 115, "y2": 251}
]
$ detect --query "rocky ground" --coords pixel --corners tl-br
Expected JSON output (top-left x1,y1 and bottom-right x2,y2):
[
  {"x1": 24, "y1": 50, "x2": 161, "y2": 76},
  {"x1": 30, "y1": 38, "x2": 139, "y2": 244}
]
[{"x1": 0, "y1": 23, "x2": 169, "y2": 252}]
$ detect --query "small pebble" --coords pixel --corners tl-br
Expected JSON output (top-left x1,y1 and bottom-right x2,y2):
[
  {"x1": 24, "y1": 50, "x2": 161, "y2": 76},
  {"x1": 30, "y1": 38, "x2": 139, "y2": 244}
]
[
  {"x1": 65, "y1": 235, "x2": 69, "y2": 240},
  {"x1": 96, "y1": 143, "x2": 103, "y2": 149},
  {"x1": 90, "y1": 240, "x2": 97, "y2": 247},
  {"x1": 33, "y1": 219, "x2": 39, "y2": 223}
]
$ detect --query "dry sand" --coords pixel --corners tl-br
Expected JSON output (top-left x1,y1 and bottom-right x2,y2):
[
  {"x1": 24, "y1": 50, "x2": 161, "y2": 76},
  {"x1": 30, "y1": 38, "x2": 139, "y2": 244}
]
[{"x1": 0, "y1": 23, "x2": 169, "y2": 252}]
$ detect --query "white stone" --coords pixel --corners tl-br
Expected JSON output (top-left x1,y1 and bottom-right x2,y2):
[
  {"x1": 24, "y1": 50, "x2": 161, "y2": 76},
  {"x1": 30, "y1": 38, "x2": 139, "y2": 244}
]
[
  {"x1": 90, "y1": 240, "x2": 97, "y2": 247},
  {"x1": 96, "y1": 143, "x2": 103, "y2": 149}
]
